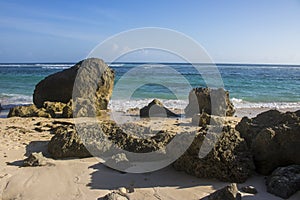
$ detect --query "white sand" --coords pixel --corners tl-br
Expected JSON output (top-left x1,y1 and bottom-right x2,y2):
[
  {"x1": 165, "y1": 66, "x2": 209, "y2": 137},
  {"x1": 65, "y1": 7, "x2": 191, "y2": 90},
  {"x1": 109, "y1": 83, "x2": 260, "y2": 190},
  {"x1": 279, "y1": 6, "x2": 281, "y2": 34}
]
[{"x1": 0, "y1": 116, "x2": 299, "y2": 200}]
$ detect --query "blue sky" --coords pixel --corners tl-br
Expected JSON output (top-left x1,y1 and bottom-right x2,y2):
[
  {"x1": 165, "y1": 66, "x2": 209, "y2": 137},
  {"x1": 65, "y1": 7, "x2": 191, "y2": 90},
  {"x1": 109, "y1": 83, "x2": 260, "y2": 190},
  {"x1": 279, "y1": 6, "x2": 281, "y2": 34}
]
[{"x1": 0, "y1": 0, "x2": 300, "y2": 64}]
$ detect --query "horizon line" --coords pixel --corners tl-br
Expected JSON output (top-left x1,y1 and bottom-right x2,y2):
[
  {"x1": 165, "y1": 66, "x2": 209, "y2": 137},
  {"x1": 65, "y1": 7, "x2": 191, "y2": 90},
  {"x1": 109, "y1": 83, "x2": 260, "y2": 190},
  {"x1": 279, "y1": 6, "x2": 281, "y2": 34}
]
[{"x1": 1, "y1": 61, "x2": 300, "y2": 66}]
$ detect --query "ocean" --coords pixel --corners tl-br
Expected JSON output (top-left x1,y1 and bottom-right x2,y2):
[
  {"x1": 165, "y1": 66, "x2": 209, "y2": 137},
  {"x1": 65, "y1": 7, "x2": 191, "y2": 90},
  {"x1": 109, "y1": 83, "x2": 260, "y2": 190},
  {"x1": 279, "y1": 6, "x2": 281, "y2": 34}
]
[{"x1": 0, "y1": 62, "x2": 299, "y2": 115}]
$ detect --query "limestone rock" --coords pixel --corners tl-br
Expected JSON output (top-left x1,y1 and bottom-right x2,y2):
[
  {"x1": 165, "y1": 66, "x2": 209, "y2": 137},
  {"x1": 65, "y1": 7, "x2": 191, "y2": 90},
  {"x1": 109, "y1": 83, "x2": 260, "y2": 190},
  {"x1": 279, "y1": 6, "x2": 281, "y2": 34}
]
[
  {"x1": 7, "y1": 104, "x2": 51, "y2": 118},
  {"x1": 33, "y1": 58, "x2": 114, "y2": 112},
  {"x1": 48, "y1": 124, "x2": 91, "y2": 158},
  {"x1": 236, "y1": 109, "x2": 300, "y2": 175},
  {"x1": 140, "y1": 99, "x2": 179, "y2": 118},
  {"x1": 266, "y1": 165, "x2": 300, "y2": 199},
  {"x1": 173, "y1": 126, "x2": 254, "y2": 183},
  {"x1": 23, "y1": 152, "x2": 47, "y2": 167},
  {"x1": 200, "y1": 183, "x2": 241, "y2": 200},
  {"x1": 43, "y1": 101, "x2": 67, "y2": 117},
  {"x1": 185, "y1": 87, "x2": 235, "y2": 117}
]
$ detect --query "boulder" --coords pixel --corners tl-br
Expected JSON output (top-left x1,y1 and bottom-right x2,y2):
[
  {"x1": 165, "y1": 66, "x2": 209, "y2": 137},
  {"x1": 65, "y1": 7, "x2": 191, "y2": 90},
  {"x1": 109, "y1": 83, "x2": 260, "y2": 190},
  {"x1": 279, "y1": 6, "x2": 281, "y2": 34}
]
[
  {"x1": 185, "y1": 87, "x2": 235, "y2": 117},
  {"x1": 33, "y1": 58, "x2": 114, "y2": 112},
  {"x1": 200, "y1": 183, "x2": 241, "y2": 200},
  {"x1": 23, "y1": 152, "x2": 47, "y2": 167},
  {"x1": 266, "y1": 165, "x2": 300, "y2": 199},
  {"x1": 236, "y1": 109, "x2": 300, "y2": 175},
  {"x1": 7, "y1": 104, "x2": 51, "y2": 118},
  {"x1": 173, "y1": 126, "x2": 254, "y2": 183},
  {"x1": 48, "y1": 124, "x2": 91, "y2": 158},
  {"x1": 140, "y1": 99, "x2": 179, "y2": 118}
]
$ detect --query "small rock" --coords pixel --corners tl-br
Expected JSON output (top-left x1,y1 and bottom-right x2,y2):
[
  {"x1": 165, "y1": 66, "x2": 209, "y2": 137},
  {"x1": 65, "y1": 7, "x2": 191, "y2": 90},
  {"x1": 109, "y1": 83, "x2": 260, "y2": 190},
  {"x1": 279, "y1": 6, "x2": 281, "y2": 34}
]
[
  {"x1": 241, "y1": 185, "x2": 257, "y2": 194},
  {"x1": 140, "y1": 99, "x2": 179, "y2": 118},
  {"x1": 118, "y1": 187, "x2": 127, "y2": 194},
  {"x1": 200, "y1": 183, "x2": 241, "y2": 200},
  {"x1": 99, "y1": 191, "x2": 129, "y2": 200},
  {"x1": 23, "y1": 152, "x2": 47, "y2": 167},
  {"x1": 266, "y1": 165, "x2": 300, "y2": 199}
]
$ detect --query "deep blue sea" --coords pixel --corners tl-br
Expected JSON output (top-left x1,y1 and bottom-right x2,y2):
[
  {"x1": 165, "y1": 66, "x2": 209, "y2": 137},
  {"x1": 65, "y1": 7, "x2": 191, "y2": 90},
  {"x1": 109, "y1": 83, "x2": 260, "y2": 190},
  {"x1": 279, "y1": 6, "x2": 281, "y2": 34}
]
[{"x1": 0, "y1": 63, "x2": 299, "y2": 113}]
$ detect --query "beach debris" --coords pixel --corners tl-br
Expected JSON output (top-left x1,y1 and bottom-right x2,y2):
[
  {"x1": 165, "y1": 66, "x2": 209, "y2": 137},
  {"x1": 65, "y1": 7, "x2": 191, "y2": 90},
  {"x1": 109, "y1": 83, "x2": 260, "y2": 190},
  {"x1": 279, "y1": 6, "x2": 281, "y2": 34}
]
[
  {"x1": 185, "y1": 87, "x2": 235, "y2": 117},
  {"x1": 140, "y1": 99, "x2": 179, "y2": 118},
  {"x1": 173, "y1": 126, "x2": 254, "y2": 183},
  {"x1": 240, "y1": 185, "x2": 257, "y2": 194},
  {"x1": 236, "y1": 109, "x2": 300, "y2": 175},
  {"x1": 200, "y1": 183, "x2": 242, "y2": 200},
  {"x1": 266, "y1": 165, "x2": 300, "y2": 199},
  {"x1": 33, "y1": 58, "x2": 114, "y2": 113},
  {"x1": 23, "y1": 152, "x2": 47, "y2": 167}
]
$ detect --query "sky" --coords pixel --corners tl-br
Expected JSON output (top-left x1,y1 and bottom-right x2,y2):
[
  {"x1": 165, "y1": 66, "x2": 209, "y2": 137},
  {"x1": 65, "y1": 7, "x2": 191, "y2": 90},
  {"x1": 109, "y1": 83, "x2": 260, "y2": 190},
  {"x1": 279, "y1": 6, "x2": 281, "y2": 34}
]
[{"x1": 0, "y1": 0, "x2": 300, "y2": 64}]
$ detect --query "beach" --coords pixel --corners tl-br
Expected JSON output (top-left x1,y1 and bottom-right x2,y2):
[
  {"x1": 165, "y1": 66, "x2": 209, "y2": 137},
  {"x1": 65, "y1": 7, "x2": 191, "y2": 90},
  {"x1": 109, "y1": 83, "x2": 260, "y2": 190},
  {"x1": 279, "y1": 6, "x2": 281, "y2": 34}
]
[{"x1": 0, "y1": 113, "x2": 299, "y2": 200}]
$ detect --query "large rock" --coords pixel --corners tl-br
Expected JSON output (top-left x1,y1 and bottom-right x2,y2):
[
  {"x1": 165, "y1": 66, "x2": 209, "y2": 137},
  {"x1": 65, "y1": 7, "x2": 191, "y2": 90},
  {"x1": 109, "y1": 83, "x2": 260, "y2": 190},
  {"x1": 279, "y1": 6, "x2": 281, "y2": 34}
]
[
  {"x1": 140, "y1": 99, "x2": 179, "y2": 118},
  {"x1": 266, "y1": 165, "x2": 300, "y2": 199},
  {"x1": 33, "y1": 58, "x2": 114, "y2": 111},
  {"x1": 200, "y1": 183, "x2": 241, "y2": 200},
  {"x1": 7, "y1": 104, "x2": 51, "y2": 118},
  {"x1": 48, "y1": 124, "x2": 91, "y2": 158},
  {"x1": 185, "y1": 87, "x2": 235, "y2": 117},
  {"x1": 173, "y1": 126, "x2": 254, "y2": 183},
  {"x1": 236, "y1": 109, "x2": 300, "y2": 175}
]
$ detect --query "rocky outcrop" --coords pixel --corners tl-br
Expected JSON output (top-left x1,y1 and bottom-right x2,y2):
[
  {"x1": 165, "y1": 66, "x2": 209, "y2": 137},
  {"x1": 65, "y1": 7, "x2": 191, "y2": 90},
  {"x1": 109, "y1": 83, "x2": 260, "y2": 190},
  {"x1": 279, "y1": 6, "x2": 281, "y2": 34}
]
[
  {"x1": 185, "y1": 87, "x2": 235, "y2": 117},
  {"x1": 236, "y1": 109, "x2": 300, "y2": 175},
  {"x1": 266, "y1": 165, "x2": 300, "y2": 199},
  {"x1": 173, "y1": 126, "x2": 254, "y2": 183},
  {"x1": 47, "y1": 120, "x2": 174, "y2": 159},
  {"x1": 200, "y1": 183, "x2": 241, "y2": 200},
  {"x1": 140, "y1": 99, "x2": 179, "y2": 118},
  {"x1": 33, "y1": 58, "x2": 114, "y2": 112},
  {"x1": 48, "y1": 124, "x2": 91, "y2": 158},
  {"x1": 7, "y1": 101, "x2": 74, "y2": 118},
  {"x1": 7, "y1": 104, "x2": 51, "y2": 118}
]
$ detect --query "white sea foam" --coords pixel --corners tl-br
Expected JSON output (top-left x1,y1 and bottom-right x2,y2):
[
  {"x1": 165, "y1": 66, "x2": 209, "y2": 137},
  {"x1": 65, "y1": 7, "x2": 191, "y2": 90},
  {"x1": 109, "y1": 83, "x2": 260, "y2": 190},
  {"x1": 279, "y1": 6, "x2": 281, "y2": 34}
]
[
  {"x1": 108, "y1": 63, "x2": 124, "y2": 67},
  {"x1": 109, "y1": 97, "x2": 300, "y2": 112},
  {"x1": 108, "y1": 99, "x2": 187, "y2": 112},
  {"x1": 0, "y1": 93, "x2": 32, "y2": 109},
  {"x1": 231, "y1": 98, "x2": 300, "y2": 109}
]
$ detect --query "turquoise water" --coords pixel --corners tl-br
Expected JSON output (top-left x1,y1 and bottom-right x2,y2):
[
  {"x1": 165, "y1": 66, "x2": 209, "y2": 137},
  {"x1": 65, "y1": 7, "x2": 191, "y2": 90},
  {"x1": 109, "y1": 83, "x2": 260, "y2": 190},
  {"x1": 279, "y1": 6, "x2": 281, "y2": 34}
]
[{"x1": 0, "y1": 63, "x2": 299, "y2": 111}]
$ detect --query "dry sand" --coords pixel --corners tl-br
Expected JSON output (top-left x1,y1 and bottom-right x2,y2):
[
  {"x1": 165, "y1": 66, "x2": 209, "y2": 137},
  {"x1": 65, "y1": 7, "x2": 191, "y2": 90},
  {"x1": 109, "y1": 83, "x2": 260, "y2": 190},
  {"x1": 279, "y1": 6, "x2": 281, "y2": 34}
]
[{"x1": 0, "y1": 113, "x2": 299, "y2": 200}]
